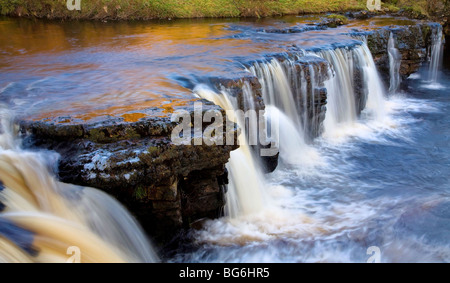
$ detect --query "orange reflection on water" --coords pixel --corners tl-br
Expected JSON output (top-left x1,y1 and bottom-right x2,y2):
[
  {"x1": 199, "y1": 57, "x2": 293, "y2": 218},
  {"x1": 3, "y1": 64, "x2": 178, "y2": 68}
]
[
  {"x1": 31, "y1": 98, "x2": 193, "y2": 124},
  {"x1": 122, "y1": 113, "x2": 147, "y2": 123}
]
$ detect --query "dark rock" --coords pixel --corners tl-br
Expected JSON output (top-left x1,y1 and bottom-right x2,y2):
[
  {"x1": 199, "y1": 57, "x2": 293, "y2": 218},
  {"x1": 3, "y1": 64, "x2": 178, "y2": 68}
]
[
  {"x1": 210, "y1": 76, "x2": 265, "y2": 112},
  {"x1": 346, "y1": 10, "x2": 377, "y2": 20},
  {"x1": 258, "y1": 24, "x2": 327, "y2": 34},
  {"x1": 321, "y1": 14, "x2": 349, "y2": 28},
  {"x1": 280, "y1": 55, "x2": 330, "y2": 139},
  {"x1": 364, "y1": 23, "x2": 440, "y2": 88},
  {"x1": 19, "y1": 99, "x2": 239, "y2": 244}
]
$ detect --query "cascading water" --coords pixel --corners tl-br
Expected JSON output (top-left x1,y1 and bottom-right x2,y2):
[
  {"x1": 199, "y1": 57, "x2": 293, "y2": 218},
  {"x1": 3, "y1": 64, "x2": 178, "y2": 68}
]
[
  {"x1": 313, "y1": 42, "x2": 387, "y2": 138},
  {"x1": 249, "y1": 59, "x2": 303, "y2": 129},
  {"x1": 0, "y1": 108, "x2": 158, "y2": 263},
  {"x1": 314, "y1": 47, "x2": 358, "y2": 136},
  {"x1": 195, "y1": 54, "x2": 328, "y2": 216},
  {"x1": 429, "y1": 25, "x2": 445, "y2": 84},
  {"x1": 358, "y1": 43, "x2": 388, "y2": 122},
  {"x1": 247, "y1": 56, "x2": 322, "y2": 165},
  {"x1": 194, "y1": 39, "x2": 389, "y2": 224},
  {"x1": 388, "y1": 32, "x2": 402, "y2": 93},
  {"x1": 178, "y1": 39, "x2": 397, "y2": 256},
  {"x1": 193, "y1": 84, "x2": 269, "y2": 218}
]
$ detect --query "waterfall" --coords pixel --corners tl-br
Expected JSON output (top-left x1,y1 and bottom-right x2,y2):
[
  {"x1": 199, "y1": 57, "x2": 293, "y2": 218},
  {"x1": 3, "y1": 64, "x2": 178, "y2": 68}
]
[
  {"x1": 194, "y1": 55, "x2": 325, "y2": 217},
  {"x1": 388, "y1": 32, "x2": 402, "y2": 93},
  {"x1": 313, "y1": 42, "x2": 387, "y2": 138},
  {"x1": 0, "y1": 109, "x2": 158, "y2": 263},
  {"x1": 247, "y1": 56, "x2": 323, "y2": 165},
  {"x1": 193, "y1": 84, "x2": 269, "y2": 218},
  {"x1": 315, "y1": 47, "x2": 358, "y2": 136},
  {"x1": 429, "y1": 25, "x2": 444, "y2": 84},
  {"x1": 195, "y1": 41, "x2": 388, "y2": 217},
  {"x1": 249, "y1": 59, "x2": 303, "y2": 129},
  {"x1": 358, "y1": 43, "x2": 387, "y2": 122}
]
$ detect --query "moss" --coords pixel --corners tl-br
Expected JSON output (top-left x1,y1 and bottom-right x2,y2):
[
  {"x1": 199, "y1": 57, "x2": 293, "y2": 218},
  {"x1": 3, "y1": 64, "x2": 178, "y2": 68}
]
[
  {"x1": 382, "y1": 3, "x2": 401, "y2": 13},
  {"x1": 124, "y1": 127, "x2": 141, "y2": 140},
  {"x1": 0, "y1": 0, "x2": 369, "y2": 20},
  {"x1": 393, "y1": 0, "x2": 429, "y2": 18},
  {"x1": 327, "y1": 14, "x2": 349, "y2": 23},
  {"x1": 327, "y1": 13, "x2": 349, "y2": 24},
  {"x1": 87, "y1": 128, "x2": 109, "y2": 143},
  {"x1": 147, "y1": 146, "x2": 161, "y2": 156},
  {"x1": 133, "y1": 185, "x2": 148, "y2": 200}
]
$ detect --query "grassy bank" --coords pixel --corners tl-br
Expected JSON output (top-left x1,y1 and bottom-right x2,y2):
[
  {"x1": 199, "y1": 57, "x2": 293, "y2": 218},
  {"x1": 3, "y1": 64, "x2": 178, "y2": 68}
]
[
  {"x1": 383, "y1": 0, "x2": 448, "y2": 18},
  {"x1": 0, "y1": 0, "x2": 448, "y2": 32},
  {"x1": 0, "y1": 0, "x2": 368, "y2": 20}
]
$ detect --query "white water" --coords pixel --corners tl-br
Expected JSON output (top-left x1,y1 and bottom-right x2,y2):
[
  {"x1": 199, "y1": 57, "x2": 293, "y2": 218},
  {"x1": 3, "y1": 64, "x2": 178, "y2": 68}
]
[
  {"x1": 316, "y1": 48, "x2": 358, "y2": 136},
  {"x1": 0, "y1": 108, "x2": 158, "y2": 263},
  {"x1": 192, "y1": 55, "x2": 327, "y2": 227},
  {"x1": 388, "y1": 32, "x2": 402, "y2": 93},
  {"x1": 359, "y1": 43, "x2": 388, "y2": 122},
  {"x1": 314, "y1": 43, "x2": 387, "y2": 140},
  {"x1": 195, "y1": 56, "x2": 330, "y2": 218},
  {"x1": 183, "y1": 38, "x2": 396, "y2": 254},
  {"x1": 429, "y1": 25, "x2": 444, "y2": 84},
  {"x1": 248, "y1": 57, "x2": 321, "y2": 165},
  {"x1": 193, "y1": 84, "x2": 270, "y2": 218}
]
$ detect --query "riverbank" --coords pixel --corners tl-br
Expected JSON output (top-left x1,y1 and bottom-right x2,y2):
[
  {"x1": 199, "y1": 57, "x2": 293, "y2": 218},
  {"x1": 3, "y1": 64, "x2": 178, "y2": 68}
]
[
  {"x1": 1, "y1": 1, "x2": 448, "y2": 33},
  {"x1": 0, "y1": 0, "x2": 366, "y2": 20}
]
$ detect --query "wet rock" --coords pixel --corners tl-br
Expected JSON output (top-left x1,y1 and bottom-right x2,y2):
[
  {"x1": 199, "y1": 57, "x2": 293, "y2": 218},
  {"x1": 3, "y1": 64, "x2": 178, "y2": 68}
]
[
  {"x1": 278, "y1": 54, "x2": 330, "y2": 139},
  {"x1": 209, "y1": 76, "x2": 265, "y2": 112},
  {"x1": 258, "y1": 24, "x2": 327, "y2": 34},
  {"x1": 346, "y1": 10, "x2": 377, "y2": 20},
  {"x1": 322, "y1": 14, "x2": 349, "y2": 28},
  {"x1": 365, "y1": 23, "x2": 440, "y2": 88},
  {"x1": 209, "y1": 75, "x2": 279, "y2": 173},
  {"x1": 19, "y1": 99, "x2": 239, "y2": 244}
]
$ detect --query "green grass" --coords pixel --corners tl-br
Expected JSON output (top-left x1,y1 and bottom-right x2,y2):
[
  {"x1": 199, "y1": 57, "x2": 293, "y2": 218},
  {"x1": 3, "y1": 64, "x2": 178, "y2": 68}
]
[
  {"x1": 0, "y1": 0, "x2": 447, "y2": 21},
  {"x1": 327, "y1": 13, "x2": 349, "y2": 24},
  {"x1": 0, "y1": 0, "x2": 368, "y2": 20}
]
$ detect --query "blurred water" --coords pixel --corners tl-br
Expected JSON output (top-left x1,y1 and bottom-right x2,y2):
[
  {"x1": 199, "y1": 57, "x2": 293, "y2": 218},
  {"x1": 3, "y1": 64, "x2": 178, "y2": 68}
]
[
  {"x1": 0, "y1": 15, "x2": 448, "y2": 263},
  {"x1": 172, "y1": 65, "x2": 450, "y2": 263}
]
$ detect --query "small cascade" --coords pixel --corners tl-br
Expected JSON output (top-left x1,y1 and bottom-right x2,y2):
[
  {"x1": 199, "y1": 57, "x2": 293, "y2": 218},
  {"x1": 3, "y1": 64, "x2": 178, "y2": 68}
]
[
  {"x1": 314, "y1": 47, "x2": 358, "y2": 136},
  {"x1": 248, "y1": 55, "x2": 327, "y2": 140},
  {"x1": 312, "y1": 42, "x2": 387, "y2": 138},
  {"x1": 193, "y1": 84, "x2": 269, "y2": 218},
  {"x1": 247, "y1": 55, "x2": 326, "y2": 165},
  {"x1": 388, "y1": 32, "x2": 402, "y2": 93},
  {"x1": 357, "y1": 43, "x2": 387, "y2": 122},
  {"x1": 249, "y1": 58, "x2": 303, "y2": 129},
  {"x1": 194, "y1": 53, "x2": 329, "y2": 217},
  {"x1": 0, "y1": 109, "x2": 158, "y2": 263},
  {"x1": 429, "y1": 25, "x2": 445, "y2": 84},
  {"x1": 195, "y1": 40, "x2": 389, "y2": 217}
]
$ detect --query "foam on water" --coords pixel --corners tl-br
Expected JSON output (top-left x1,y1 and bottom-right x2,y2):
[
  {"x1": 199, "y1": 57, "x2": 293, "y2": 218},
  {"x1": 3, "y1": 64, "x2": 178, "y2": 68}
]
[{"x1": 0, "y1": 108, "x2": 158, "y2": 263}]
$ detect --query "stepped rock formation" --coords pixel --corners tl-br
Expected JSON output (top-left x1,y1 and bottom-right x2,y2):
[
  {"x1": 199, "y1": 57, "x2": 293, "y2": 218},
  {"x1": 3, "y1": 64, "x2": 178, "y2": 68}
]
[
  {"x1": 17, "y1": 20, "x2": 443, "y2": 244},
  {"x1": 366, "y1": 23, "x2": 440, "y2": 87},
  {"x1": 20, "y1": 100, "x2": 238, "y2": 242}
]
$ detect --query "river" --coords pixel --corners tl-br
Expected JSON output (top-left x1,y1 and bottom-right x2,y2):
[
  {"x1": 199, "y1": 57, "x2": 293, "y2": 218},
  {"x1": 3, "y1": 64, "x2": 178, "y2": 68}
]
[{"x1": 0, "y1": 15, "x2": 448, "y2": 263}]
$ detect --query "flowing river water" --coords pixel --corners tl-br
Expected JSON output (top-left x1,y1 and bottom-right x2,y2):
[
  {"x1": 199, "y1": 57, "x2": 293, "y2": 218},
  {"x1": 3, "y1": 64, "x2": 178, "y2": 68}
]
[{"x1": 0, "y1": 15, "x2": 448, "y2": 263}]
